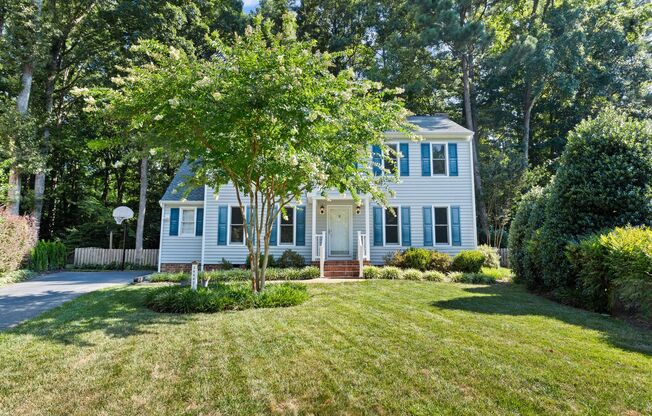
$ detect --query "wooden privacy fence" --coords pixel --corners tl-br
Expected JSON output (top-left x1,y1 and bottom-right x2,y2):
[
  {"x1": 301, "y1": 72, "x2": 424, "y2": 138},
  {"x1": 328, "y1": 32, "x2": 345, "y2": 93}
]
[
  {"x1": 74, "y1": 248, "x2": 158, "y2": 267},
  {"x1": 498, "y1": 248, "x2": 509, "y2": 267}
]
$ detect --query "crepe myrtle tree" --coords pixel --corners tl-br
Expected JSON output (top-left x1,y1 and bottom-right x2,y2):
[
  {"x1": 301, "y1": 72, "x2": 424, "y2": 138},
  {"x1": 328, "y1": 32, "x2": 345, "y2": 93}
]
[{"x1": 85, "y1": 14, "x2": 413, "y2": 291}]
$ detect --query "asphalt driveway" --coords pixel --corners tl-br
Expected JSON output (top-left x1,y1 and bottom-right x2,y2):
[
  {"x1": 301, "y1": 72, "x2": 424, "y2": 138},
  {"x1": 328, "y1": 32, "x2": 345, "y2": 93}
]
[{"x1": 0, "y1": 271, "x2": 149, "y2": 330}]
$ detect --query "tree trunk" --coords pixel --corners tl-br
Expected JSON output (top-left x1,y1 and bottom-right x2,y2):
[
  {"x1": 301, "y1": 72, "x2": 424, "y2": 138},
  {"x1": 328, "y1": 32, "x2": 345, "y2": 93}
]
[
  {"x1": 135, "y1": 155, "x2": 148, "y2": 263},
  {"x1": 461, "y1": 53, "x2": 490, "y2": 244},
  {"x1": 522, "y1": 90, "x2": 537, "y2": 168}
]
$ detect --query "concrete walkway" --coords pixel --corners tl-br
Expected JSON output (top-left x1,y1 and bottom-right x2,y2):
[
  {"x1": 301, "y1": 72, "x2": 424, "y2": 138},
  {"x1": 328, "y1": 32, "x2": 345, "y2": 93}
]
[{"x1": 0, "y1": 271, "x2": 149, "y2": 330}]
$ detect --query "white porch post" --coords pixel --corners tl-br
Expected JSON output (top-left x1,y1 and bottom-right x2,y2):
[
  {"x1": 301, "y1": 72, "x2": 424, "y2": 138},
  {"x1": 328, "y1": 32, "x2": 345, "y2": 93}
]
[
  {"x1": 311, "y1": 197, "x2": 317, "y2": 261},
  {"x1": 365, "y1": 196, "x2": 370, "y2": 260}
]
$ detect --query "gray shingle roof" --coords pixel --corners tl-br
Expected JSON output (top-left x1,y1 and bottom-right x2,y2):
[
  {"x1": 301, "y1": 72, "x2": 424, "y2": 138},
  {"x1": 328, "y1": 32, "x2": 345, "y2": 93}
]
[
  {"x1": 160, "y1": 160, "x2": 204, "y2": 202},
  {"x1": 404, "y1": 115, "x2": 473, "y2": 136}
]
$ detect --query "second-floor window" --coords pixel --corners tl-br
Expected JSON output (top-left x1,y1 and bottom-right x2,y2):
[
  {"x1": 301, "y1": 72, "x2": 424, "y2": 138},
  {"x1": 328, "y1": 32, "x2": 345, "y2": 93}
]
[
  {"x1": 431, "y1": 144, "x2": 447, "y2": 175},
  {"x1": 384, "y1": 143, "x2": 398, "y2": 175},
  {"x1": 280, "y1": 207, "x2": 295, "y2": 245}
]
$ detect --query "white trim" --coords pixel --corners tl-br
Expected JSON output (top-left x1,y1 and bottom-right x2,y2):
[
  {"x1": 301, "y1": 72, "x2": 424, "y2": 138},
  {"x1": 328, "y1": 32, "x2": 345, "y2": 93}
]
[
  {"x1": 430, "y1": 142, "x2": 449, "y2": 177},
  {"x1": 469, "y1": 139, "x2": 479, "y2": 247},
  {"x1": 200, "y1": 187, "x2": 207, "y2": 271},
  {"x1": 326, "y1": 205, "x2": 353, "y2": 258},
  {"x1": 227, "y1": 204, "x2": 246, "y2": 246},
  {"x1": 157, "y1": 203, "x2": 165, "y2": 272},
  {"x1": 432, "y1": 205, "x2": 452, "y2": 246},
  {"x1": 179, "y1": 207, "x2": 197, "y2": 238},
  {"x1": 382, "y1": 205, "x2": 402, "y2": 246},
  {"x1": 384, "y1": 132, "x2": 473, "y2": 140}
]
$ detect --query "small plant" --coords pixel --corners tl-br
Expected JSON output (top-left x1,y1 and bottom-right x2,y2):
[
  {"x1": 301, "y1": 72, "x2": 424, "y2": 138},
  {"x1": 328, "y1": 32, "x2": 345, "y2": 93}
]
[
  {"x1": 277, "y1": 249, "x2": 305, "y2": 268},
  {"x1": 220, "y1": 258, "x2": 233, "y2": 270},
  {"x1": 383, "y1": 250, "x2": 404, "y2": 268},
  {"x1": 148, "y1": 272, "x2": 188, "y2": 283},
  {"x1": 422, "y1": 271, "x2": 446, "y2": 282},
  {"x1": 401, "y1": 268, "x2": 423, "y2": 281},
  {"x1": 477, "y1": 244, "x2": 500, "y2": 268},
  {"x1": 380, "y1": 266, "x2": 401, "y2": 280},
  {"x1": 401, "y1": 248, "x2": 432, "y2": 271},
  {"x1": 363, "y1": 266, "x2": 381, "y2": 279},
  {"x1": 245, "y1": 254, "x2": 276, "y2": 268},
  {"x1": 451, "y1": 250, "x2": 485, "y2": 273},
  {"x1": 447, "y1": 271, "x2": 464, "y2": 282},
  {"x1": 430, "y1": 251, "x2": 452, "y2": 273}
]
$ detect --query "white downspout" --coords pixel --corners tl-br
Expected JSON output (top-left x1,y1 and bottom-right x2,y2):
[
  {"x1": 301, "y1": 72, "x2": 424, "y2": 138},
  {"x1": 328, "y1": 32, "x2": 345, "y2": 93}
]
[
  {"x1": 311, "y1": 196, "x2": 317, "y2": 261},
  {"x1": 200, "y1": 186, "x2": 207, "y2": 271},
  {"x1": 157, "y1": 202, "x2": 165, "y2": 272},
  {"x1": 365, "y1": 196, "x2": 370, "y2": 260}
]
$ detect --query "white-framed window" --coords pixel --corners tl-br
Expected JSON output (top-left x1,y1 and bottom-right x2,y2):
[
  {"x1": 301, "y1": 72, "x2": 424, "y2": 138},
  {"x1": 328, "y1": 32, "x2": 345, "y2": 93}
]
[
  {"x1": 279, "y1": 207, "x2": 295, "y2": 245},
  {"x1": 229, "y1": 206, "x2": 245, "y2": 245},
  {"x1": 384, "y1": 143, "x2": 399, "y2": 176},
  {"x1": 433, "y1": 206, "x2": 450, "y2": 244},
  {"x1": 384, "y1": 206, "x2": 400, "y2": 245},
  {"x1": 431, "y1": 143, "x2": 447, "y2": 175},
  {"x1": 180, "y1": 208, "x2": 196, "y2": 237}
]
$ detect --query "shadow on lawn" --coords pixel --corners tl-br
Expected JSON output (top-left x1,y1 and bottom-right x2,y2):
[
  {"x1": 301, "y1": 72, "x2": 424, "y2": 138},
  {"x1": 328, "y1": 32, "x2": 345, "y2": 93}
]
[
  {"x1": 432, "y1": 284, "x2": 652, "y2": 356},
  {"x1": 7, "y1": 286, "x2": 188, "y2": 347}
]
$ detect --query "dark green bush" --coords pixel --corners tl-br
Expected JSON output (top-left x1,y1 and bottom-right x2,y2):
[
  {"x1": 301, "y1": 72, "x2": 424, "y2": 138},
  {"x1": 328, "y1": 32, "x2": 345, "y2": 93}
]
[
  {"x1": 567, "y1": 226, "x2": 652, "y2": 321},
  {"x1": 145, "y1": 282, "x2": 309, "y2": 313},
  {"x1": 477, "y1": 244, "x2": 500, "y2": 268},
  {"x1": 29, "y1": 240, "x2": 67, "y2": 272},
  {"x1": 245, "y1": 254, "x2": 275, "y2": 268},
  {"x1": 430, "y1": 251, "x2": 452, "y2": 272},
  {"x1": 401, "y1": 248, "x2": 432, "y2": 271},
  {"x1": 277, "y1": 249, "x2": 305, "y2": 268},
  {"x1": 383, "y1": 250, "x2": 404, "y2": 268},
  {"x1": 451, "y1": 250, "x2": 485, "y2": 273}
]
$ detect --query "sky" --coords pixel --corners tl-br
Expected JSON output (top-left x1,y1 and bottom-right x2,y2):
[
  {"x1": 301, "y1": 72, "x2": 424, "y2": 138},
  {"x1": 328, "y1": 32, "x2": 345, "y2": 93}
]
[{"x1": 243, "y1": 0, "x2": 260, "y2": 13}]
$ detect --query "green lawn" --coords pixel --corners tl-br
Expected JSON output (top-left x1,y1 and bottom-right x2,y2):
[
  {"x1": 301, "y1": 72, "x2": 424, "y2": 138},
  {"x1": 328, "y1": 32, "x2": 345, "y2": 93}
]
[{"x1": 0, "y1": 281, "x2": 650, "y2": 415}]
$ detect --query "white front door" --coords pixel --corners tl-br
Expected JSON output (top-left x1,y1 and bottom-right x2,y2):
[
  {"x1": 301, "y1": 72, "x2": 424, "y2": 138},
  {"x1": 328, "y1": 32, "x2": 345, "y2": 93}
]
[{"x1": 328, "y1": 206, "x2": 351, "y2": 257}]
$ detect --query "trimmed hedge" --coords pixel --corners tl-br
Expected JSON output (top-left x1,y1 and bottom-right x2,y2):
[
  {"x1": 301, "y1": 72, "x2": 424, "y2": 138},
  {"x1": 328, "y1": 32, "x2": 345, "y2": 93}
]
[
  {"x1": 451, "y1": 250, "x2": 485, "y2": 273},
  {"x1": 566, "y1": 226, "x2": 652, "y2": 321},
  {"x1": 145, "y1": 282, "x2": 309, "y2": 313},
  {"x1": 148, "y1": 266, "x2": 320, "y2": 283}
]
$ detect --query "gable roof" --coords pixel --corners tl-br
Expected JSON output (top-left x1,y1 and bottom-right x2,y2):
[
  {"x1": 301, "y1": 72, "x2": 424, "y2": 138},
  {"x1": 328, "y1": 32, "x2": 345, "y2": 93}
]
[
  {"x1": 160, "y1": 160, "x2": 205, "y2": 202},
  {"x1": 406, "y1": 115, "x2": 473, "y2": 136}
]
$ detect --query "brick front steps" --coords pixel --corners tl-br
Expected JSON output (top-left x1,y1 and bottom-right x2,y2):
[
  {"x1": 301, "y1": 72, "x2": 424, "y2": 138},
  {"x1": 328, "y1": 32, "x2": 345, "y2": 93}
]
[{"x1": 313, "y1": 260, "x2": 371, "y2": 279}]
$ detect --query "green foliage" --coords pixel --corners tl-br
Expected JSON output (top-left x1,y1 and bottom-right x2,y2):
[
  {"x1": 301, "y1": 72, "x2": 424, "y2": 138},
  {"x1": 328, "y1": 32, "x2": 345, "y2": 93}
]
[
  {"x1": 477, "y1": 245, "x2": 500, "y2": 268},
  {"x1": 451, "y1": 250, "x2": 485, "y2": 273},
  {"x1": 384, "y1": 248, "x2": 452, "y2": 273},
  {"x1": 383, "y1": 250, "x2": 404, "y2": 268},
  {"x1": 245, "y1": 254, "x2": 276, "y2": 269},
  {"x1": 449, "y1": 272, "x2": 497, "y2": 285},
  {"x1": 150, "y1": 266, "x2": 321, "y2": 283},
  {"x1": 363, "y1": 266, "x2": 381, "y2": 279},
  {"x1": 149, "y1": 272, "x2": 188, "y2": 283},
  {"x1": 429, "y1": 251, "x2": 452, "y2": 273},
  {"x1": 479, "y1": 267, "x2": 513, "y2": 282},
  {"x1": 401, "y1": 268, "x2": 423, "y2": 281},
  {"x1": 220, "y1": 258, "x2": 233, "y2": 270},
  {"x1": 400, "y1": 248, "x2": 432, "y2": 271},
  {"x1": 0, "y1": 209, "x2": 36, "y2": 273},
  {"x1": 28, "y1": 240, "x2": 67, "y2": 272},
  {"x1": 277, "y1": 249, "x2": 305, "y2": 268},
  {"x1": 380, "y1": 266, "x2": 401, "y2": 280},
  {"x1": 422, "y1": 271, "x2": 446, "y2": 282},
  {"x1": 144, "y1": 282, "x2": 309, "y2": 313},
  {"x1": 567, "y1": 226, "x2": 652, "y2": 322},
  {"x1": 0, "y1": 269, "x2": 36, "y2": 287}
]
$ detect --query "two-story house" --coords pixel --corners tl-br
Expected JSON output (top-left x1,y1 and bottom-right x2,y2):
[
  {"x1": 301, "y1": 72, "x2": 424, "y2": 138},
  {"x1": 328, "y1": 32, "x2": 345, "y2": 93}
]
[{"x1": 157, "y1": 115, "x2": 478, "y2": 277}]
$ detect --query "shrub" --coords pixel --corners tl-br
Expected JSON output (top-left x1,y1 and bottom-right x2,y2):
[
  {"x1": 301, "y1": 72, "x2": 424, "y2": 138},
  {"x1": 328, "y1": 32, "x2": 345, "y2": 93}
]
[
  {"x1": 567, "y1": 226, "x2": 652, "y2": 321},
  {"x1": 0, "y1": 209, "x2": 36, "y2": 273},
  {"x1": 144, "y1": 282, "x2": 309, "y2": 313},
  {"x1": 479, "y1": 267, "x2": 512, "y2": 282},
  {"x1": 0, "y1": 269, "x2": 35, "y2": 287},
  {"x1": 422, "y1": 270, "x2": 446, "y2": 282},
  {"x1": 202, "y1": 266, "x2": 319, "y2": 282},
  {"x1": 245, "y1": 254, "x2": 275, "y2": 268},
  {"x1": 149, "y1": 272, "x2": 188, "y2": 283},
  {"x1": 383, "y1": 250, "x2": 404, "y2": 268},
  {"x1": 380, "y1": 266, "x2": 401, "y2": 280},
  {"x1": 429, "y1": 251, "x2": 452, "y2": 273},
  {"x1": 451, "y1": 272, "x2": 497, "y2": 284},
  {"x1": 401, "y1": 268, "x2": 423, "y2": 281},
  {"x1": 220, "y1": 258, "x2": 233, "y2": 270},
  {"x1": 451, "y1": 250, "x2": 485, "y2": 273},
  {"x1": 363, "y1": 266, "x2": 381, "y2": 279},
  {"x1": 477, "y1": 244, "x2": 500, "y2": 268},
  {"x1": 277, "y1": 249, "x2": 305, "y2": 268},
  {"x1": 447, "y1": 272, "x2": 463, "y2": 282},
  {"x1": 401, "y1": 248, "x2": 432, "y2": 271},
  {"x1": 29, "y1": 240, "x2": 67, "y2": 272}
]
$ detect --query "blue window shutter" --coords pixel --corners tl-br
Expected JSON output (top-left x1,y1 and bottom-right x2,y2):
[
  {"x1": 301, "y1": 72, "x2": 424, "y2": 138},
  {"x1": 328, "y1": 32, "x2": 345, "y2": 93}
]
[
  {"x1": 448, "y1": 143, "x2": 458, "y2": 176},
  {"x1": 169, "y1": 208, "x2": 179, "y2": 236},
  {"x1": 421, "y1": 143, "x2": 431, "y2": 176},
  {"x1": 451, "y1": 206, "x2": 461, "y2": 246},
  {"x1": 295, "y1": 205, "x2": 306, "y2": 246},
  {"x1": 372, "y1": 145, "x2": 382, "y2": 176},
  {"x1": 373, "y1": 206, "x2": 383, "y2": 246},
  {"x1": 422, "y1": 207, "x2": 433, "y2": 246},
  {"x1": 195, "y1": 208, "x2": 204, "y2": 236},
  {"x1": 270, "y1": 205, "x2": 278, "y2": 246},
  {"x1": 217, "y1": 205, "x2": 227, "y2": 245},
  {"x1": 401, "y1": 206, "x2": 411, "y2": 246},
  {"x1": 399, "y1": 143, "x2": 409, "y2": 176}
]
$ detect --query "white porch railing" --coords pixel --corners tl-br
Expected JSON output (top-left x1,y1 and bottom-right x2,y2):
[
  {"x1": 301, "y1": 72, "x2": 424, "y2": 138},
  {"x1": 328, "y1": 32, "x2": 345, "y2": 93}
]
[
  {"x1": 313, "y1": 231, "x2": 326, "y2": 278},
  {"x1": 357, "y1": 231, "x2": 369, "y2": 277}
]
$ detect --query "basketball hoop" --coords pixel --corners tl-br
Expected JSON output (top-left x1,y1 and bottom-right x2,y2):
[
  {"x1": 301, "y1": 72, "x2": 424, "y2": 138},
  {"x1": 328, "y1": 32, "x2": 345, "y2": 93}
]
[{"x1": 113, "y1": 206, "x2": 134, "y2": 225}]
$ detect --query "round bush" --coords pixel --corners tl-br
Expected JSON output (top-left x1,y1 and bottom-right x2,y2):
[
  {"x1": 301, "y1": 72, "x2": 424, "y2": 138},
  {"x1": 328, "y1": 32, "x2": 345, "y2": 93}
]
[
  {"x1": 430, "y1": 251, "x2": 452, "y2": 272},
  {"x1": 451, "y1": 250, "x2": 485, "y2": 273},
  {"x1": 380, "y1": 266, "x2": 401, "y2": 280},
  {"x1": 401, "y1": 248, "x2": 432, "y2": 271},
  {"x1": 422, "y1": 271, "x2": 445, "y2": 282},
  {"x1": 401, "y1": 268, "x2": 423, "y2": 280},
  {"x1": 477, "y1": 244, "x2": 500, "y2": 268},
  {"x1": 277, "y1": 249, "x2": 305, "y2": 268},
  {"x1": 145, "y1": 282, "x2": 309, "y2": 313},
  {"x1": 363, "y1": 266, "x2": 381, "y2": 279}
]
